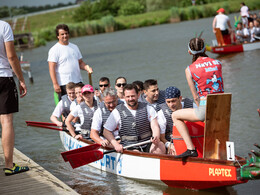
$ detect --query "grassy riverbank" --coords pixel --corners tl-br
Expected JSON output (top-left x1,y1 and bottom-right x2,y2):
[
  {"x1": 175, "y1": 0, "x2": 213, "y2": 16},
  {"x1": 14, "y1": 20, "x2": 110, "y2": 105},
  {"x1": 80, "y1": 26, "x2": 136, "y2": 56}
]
[{"x1": 13, "y1": 0, "x2": 260, "y2": 47}]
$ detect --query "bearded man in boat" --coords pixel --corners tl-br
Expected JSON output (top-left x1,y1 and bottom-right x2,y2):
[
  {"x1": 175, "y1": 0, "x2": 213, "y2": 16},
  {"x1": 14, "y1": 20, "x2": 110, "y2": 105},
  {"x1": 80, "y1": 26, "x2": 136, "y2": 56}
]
[
  {"x1": 172, "y1": 38, "x2": 224, "y2": 158},
  {"x1": 141, "y1": 79, "x2": 165, "y2": 112},
  {"x1": 65, "y1": 84, "x2": 98, "y2": 140},
  {"x1": 48, "y1": 24, "x2": 93, "y2": 99},
  {"x1": 90, "y1": 88, "x2": 122, "y2": 147},
  {"x1": 158, "y1": 86, "x2": 196, "y2": 155},
  {"x1": 103, "y1": 84, "x2": 166, "y2": 154},
  {"x1": 50, "y1": 82, "x2": 76, "y2": 127}
]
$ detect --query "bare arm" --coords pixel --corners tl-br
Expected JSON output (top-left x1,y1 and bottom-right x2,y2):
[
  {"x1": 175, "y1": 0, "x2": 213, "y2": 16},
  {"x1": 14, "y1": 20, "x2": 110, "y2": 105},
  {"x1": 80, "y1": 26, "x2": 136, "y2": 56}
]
[
  {"x1": 212, "y1": 17, "x2": 217, "y2": 33},
  {"x1": 90, "y1": 129, "x2": 109, "y2": 146},
  {"x1": 50, "y1": 115, "x2": 63, "y2": 127},
  {"x1": 104, "y1": 129, "x2": 123, "y2": 152},
  {"x1": 78, "y1": 59, "x2": 93, "y2": 73},
  {"x1": 150, "y1": 118, "x2": 161, "y2": 145},
  {"x1": 48, "y1": 61, "x2": 61, "y2": 93},
  {"x1": 5, "y1": 41, "x2": 27, "y2": 97},
  {"x1": 185, "y1": 68, "x2": 199, "y2": 107},
  {"x1": 65, "y1": 114, "x2": 82, "y2": 139}
]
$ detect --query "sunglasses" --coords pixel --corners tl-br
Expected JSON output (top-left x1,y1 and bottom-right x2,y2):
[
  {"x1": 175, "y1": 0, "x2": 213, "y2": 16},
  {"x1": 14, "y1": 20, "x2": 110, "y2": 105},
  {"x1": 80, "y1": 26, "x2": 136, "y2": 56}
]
[
  {"x1": 99, "y1": 84, "x2": 109, "y2": 87},
  {"x1": 116, "y1": 83, "x2": 126, "y2": 87}
]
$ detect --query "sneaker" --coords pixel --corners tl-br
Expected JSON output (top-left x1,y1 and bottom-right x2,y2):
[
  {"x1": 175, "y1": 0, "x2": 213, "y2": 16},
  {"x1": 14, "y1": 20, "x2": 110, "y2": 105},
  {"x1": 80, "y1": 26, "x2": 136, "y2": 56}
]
[
  {"x1": 175, "y1": 148, "x2": 198, "y2": 158},
  {"x1": 3, "y1": 163, "x2": 29, "y2": 176}
]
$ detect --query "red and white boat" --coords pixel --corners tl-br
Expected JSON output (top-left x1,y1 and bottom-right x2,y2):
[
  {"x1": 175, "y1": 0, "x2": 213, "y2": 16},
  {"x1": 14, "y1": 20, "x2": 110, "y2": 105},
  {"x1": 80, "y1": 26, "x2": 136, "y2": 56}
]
[{"x1": 206, "y1": 41, "x2": 260, "y2": 54}]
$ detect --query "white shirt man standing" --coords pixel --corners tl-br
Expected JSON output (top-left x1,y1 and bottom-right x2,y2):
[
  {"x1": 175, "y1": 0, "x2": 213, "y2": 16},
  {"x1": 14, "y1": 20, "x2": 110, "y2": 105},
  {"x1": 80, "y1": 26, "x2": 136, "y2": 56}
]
[{"x1": 48, "y1": 24, "x2": 93, "y2": 99}]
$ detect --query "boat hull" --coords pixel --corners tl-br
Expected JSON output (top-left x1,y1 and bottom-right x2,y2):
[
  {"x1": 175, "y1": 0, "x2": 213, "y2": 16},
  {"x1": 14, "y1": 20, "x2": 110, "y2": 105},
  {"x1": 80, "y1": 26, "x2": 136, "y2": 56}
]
[
  {"x1": 208, "y1": 41, "x2": 260, "y2": 54},
  {"x1": 60, "y1": 131, "x2": 247, "y2": 190}
]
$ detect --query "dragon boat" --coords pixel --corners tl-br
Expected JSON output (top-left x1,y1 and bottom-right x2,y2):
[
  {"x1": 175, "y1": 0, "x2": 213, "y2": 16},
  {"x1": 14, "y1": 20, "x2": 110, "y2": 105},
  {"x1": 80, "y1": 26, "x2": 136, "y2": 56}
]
[
  {"x1": 206, "y1": 41, "x2": 260, "y2": 54},
  {"x1": 58, "y1": 94, "x2": 260, "y2": 190}
]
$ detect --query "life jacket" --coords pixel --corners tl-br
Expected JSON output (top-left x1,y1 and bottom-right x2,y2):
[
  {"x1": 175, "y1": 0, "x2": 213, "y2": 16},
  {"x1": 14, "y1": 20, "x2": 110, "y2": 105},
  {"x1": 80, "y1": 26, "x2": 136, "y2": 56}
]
[
  {"x1": 61, "y1": 95, "x2": 74, "y2": 118},
  {"x1": 116, "y1": 102, "x2": 152, "y2": 148},
  {"x1": 80, "y1": 99, "x2": 98, "y2": 135},
  {"x1": 188, "y1": 57, "x2": 224, "y2": 99},
  {"x1": 160, "y1": 98, "x2": 194, "y2": 142},
  {"x1": 99, "y1": 100, "x2": 124, "y2": 136}
]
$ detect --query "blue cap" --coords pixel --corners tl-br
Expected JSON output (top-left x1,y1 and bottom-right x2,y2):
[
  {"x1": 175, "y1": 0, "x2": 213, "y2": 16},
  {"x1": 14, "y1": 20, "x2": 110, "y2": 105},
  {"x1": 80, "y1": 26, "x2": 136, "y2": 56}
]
[{"x1": 165, "y1": 86, "x2": 181, "y2": 99}]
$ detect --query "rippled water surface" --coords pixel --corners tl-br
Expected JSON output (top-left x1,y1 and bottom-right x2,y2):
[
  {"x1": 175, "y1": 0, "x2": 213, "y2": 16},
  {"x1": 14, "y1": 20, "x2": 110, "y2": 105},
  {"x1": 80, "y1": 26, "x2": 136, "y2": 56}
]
[{"x1": 9, "y1": 13, "x2": 260, "y2": 195}]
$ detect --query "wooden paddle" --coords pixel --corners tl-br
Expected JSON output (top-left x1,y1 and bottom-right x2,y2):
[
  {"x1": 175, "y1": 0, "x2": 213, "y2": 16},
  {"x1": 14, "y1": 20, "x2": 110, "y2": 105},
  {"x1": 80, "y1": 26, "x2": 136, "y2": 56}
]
[
  {"x1": 62, "y1": 140, "x2": 151, "y2": 169},
  {"x1": 88, "y1": 72, "x2": 93, "y2": 86},
  {"x1": 26, "y1": 121, "x2": 69, "y2": 132}
]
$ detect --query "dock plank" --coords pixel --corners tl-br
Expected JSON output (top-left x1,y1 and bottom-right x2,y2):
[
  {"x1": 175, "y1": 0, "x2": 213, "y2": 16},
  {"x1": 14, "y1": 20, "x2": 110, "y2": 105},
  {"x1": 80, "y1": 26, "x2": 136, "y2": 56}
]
[{"x1": 0, "y1": 140, "x2": 78, "y2": 195}]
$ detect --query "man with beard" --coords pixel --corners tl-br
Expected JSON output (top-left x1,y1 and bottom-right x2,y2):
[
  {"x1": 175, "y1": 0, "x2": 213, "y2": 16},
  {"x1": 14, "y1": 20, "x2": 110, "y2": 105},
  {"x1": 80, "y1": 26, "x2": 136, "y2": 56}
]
[
  {"x1": 141, "y1": 79, "x2": 165, "y2": 112},
  {"x1": 90, "y1": 88, "x2": 122, "y2": 147},
  {"x1": 158, "y1": 86, "x2": 196, "y2": 155},
  {"x1": 103, "y1": 84, "x2": 165, "y2": 154}
]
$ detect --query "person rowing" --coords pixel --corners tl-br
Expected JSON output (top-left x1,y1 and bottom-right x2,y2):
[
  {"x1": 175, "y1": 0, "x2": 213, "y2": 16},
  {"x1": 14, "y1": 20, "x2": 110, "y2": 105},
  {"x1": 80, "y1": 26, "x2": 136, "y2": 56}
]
[
  {"x1": 90, "y1": 88, "x2": 122, "y2": 147},
  {"x1": 158, "y1": 86, "x2": 196, "y2": 155},
  {"x1": 65, "y1": 84, "x2": 98, "y2": 140},
  {"x1": 172, "y1": 37, "x2": 224, "y2": 158},
  {"x1": 50, "y1": 82, "x2": 76, "y2": 127},
  {"x1": 103, "y1": 84, "x2": 166, "y2": 154}
]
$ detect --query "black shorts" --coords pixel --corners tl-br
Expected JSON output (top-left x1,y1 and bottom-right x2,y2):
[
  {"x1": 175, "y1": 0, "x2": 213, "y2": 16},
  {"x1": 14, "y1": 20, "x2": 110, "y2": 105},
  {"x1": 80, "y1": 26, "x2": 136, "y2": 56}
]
[
  {"x1": 0, "y1": 77, "x2": 18, "y2": 114},
  {"x1": 221, "y1": 29, "x2": 229, "y2": 35},
  {"x1": 128, "y1": 142, "x2": 152, "y2": 153}
]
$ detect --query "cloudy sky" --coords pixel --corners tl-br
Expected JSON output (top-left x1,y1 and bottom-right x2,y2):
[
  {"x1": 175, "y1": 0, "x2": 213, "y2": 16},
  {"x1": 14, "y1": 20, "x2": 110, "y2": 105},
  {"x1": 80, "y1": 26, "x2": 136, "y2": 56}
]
[{"x1": 0, "y1": 0, "x2": 75, "y2": 7}]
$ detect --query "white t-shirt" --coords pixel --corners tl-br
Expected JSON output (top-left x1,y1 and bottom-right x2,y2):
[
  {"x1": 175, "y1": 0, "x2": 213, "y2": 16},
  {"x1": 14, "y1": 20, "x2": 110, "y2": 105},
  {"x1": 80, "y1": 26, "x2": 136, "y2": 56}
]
[
  {"x1": 70, "y1": 101, "x2": 77, "y2": 111},
  {"x1": 70, "y1": 104, "x2": 95, "y2": 126},
  {"x1": 52, "y1": 98, "x2": 74, "y2": 118},
  {"x1": 158, "y1": 102, "x2": 197, "y2": 134},
  {"x1": 240, "y1": 6, "x2": 249, "y2": 17},
  {"x1": 0, "y1": 20, "x2": 14, "y2": 77},
  {"x1": 215, "y1": 14, "x2": 230, "y2": 31},
  {"x1": 47, "y1": 42, "x2": 83, "y2": 86},
  {"x1": 104, "y1": 103, "x2": 157, "y2": 132}
]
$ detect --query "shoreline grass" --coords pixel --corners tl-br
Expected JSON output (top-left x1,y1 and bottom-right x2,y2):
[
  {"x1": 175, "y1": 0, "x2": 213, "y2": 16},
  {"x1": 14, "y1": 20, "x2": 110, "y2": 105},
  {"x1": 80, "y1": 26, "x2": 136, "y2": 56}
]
[{"x1": 9, "y1": 0, "x2": 260, "y2": 47}]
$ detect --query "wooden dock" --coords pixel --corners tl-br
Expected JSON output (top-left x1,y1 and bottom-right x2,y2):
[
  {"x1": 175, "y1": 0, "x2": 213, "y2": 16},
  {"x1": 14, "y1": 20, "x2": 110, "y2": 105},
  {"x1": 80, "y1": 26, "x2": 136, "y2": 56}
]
[{"x1": 0, "y1": 140, "x2": 78, "y2": 195}]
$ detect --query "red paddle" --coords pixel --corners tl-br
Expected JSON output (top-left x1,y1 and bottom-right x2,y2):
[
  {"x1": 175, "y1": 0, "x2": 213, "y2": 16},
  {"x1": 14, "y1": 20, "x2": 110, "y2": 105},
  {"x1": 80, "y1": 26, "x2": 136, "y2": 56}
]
[
  {"x1": 26, "y1": 121, "x2": 68, "y2": 132},
  {"x1": 26, "y1": 121, "x2": 58, "y2": 126},
  {"x1": 63, "y1": 140, "x2": 151, "y2": 169},
  {"x1": 61, "y1": 143, "x2": 101, "y2": 162}
]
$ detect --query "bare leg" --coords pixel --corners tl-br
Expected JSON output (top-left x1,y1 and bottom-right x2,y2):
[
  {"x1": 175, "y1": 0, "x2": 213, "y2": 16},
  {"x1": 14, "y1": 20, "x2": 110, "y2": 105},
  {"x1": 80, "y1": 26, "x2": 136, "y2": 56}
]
[
  {"x1": 1, "y1": 114, "x2": 14, "y2": 168},
  {"x1": 150, "y1": 142, "x2": 166, "y2": 154},
  {"x1": 172, "y1": 108, "x2": 200, "y2": 150}
]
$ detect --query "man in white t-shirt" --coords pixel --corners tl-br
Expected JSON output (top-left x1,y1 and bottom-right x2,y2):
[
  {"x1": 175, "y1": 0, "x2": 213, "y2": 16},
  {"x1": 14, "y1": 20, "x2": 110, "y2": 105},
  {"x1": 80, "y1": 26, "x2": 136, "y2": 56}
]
[
  {"x1": 212, "y1": 8, "x2": 233, "y2": 45},
  {"x1": 158, "y1": 86, "x2": 197, "y2": 155},
  {"x1": 50, "y1": 82, "x2": 76, "y2": 127},
  {"x1": 240, "y1": 2, "x2": 249, "y2": 27},
  {"x1": 48, "y1": 24, "x2": 93, "y2": 99},
  {"x1": 90, "y1": 88, "x2": 121, "y2": 147},
  {"x1": 103, "y1": 84, "x2": 166, "y2": 154},
  {"x1": 0, "y1": 20, "x2": 29, "y2": 175}
]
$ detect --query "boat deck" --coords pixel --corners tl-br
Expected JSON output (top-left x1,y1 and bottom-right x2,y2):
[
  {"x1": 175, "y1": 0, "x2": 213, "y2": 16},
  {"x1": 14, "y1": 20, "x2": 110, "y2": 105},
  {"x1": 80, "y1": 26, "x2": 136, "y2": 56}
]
[{"x1": 0, "y1": 140, "x2": 78, "y2": 195}]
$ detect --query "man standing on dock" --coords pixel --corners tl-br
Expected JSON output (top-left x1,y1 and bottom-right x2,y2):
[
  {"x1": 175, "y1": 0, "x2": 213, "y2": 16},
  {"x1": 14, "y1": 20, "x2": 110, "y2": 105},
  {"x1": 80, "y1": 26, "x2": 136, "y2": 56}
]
[
  {"x1": 0, "y1": 20, "x2": 29, "y2": 176},
  {"x1": 48, "y1": 24, "x2": 93, "y2": 99}
]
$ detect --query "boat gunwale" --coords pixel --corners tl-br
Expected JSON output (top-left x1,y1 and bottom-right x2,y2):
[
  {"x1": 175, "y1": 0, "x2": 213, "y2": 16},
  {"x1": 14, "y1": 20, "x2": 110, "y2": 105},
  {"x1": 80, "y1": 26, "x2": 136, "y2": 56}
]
[{"x1": 64, "y1": 131, "x2": 246, "y2": 167}]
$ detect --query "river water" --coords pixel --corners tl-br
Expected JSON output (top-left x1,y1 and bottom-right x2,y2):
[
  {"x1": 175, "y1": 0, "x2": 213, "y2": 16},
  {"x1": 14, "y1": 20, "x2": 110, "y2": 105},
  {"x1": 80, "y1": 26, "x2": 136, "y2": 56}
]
[{"x1": 8, "y1": 13, "x2": 260, "y2": 194}]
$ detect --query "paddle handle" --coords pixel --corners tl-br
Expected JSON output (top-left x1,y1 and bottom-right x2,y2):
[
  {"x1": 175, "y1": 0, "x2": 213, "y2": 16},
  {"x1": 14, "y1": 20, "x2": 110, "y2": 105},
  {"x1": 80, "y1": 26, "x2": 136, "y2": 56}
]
[
  {"x1": 103, "y1": 139, "x2": 151, "y2": 155},
  {"x1": 88, "y1": 73, "x2": 93, "y2": 86}
]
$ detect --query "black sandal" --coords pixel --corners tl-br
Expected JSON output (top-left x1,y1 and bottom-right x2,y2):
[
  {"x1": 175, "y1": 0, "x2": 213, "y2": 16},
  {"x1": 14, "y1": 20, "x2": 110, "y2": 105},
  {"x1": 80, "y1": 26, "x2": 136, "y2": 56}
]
[{"x1": 3, "y1": 163, "x2": 29, "y2": 176}]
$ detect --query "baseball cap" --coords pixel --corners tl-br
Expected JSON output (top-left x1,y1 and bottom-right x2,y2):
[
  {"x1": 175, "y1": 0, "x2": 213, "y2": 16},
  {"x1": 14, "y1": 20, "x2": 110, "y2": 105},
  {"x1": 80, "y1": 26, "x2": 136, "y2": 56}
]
[
  {"x1": 165, "y1": 86, "x2": 181, "y2": 99},
  {"x1": 81, "y1": 84, "x2": 94, "y2": 93},
  {"x1": 217, "y1": 8, "x2": 225, "y2": 13}
]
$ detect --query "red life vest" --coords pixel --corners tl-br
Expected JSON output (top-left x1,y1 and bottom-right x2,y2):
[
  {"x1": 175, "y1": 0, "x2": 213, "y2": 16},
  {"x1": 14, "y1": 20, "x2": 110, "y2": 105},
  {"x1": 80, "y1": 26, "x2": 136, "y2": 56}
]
[{"x1": 188, "y1": 57, "x2": 224, "y2": 98}]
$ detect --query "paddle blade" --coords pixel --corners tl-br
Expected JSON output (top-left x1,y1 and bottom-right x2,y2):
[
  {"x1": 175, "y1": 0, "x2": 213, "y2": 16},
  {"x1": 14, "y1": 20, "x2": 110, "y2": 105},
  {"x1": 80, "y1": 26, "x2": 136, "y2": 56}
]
[
  {"x1": 61, "y1": 143, "x2": 101, "y2": 162},
  {"x1": 66, "y1": 150, "x2": 104, "y2": 169}
]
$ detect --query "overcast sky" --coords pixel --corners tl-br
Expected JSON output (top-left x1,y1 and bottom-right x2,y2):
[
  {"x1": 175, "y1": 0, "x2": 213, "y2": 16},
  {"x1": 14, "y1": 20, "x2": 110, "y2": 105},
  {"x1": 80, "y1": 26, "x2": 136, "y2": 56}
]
[{"x1": 0, "y1": 0, "x2": 75, "y2": 7}]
